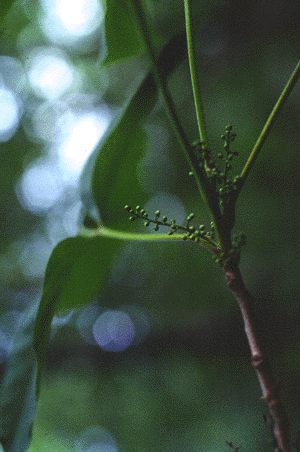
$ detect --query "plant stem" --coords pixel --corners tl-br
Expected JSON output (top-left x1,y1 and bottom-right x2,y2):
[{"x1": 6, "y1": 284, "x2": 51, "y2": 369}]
[
  {"x1": 184, "y1": 0, "x2": 210, "y2": 149},
  {"x1": 79, "y1": 225, "x2": 217, "y2": 252},
  {"x1": 129, "y1": 0, "x2": 226, "y2": 249},
  {"x1": 239, "y1": 58, "x2": 300, "y2": 191},
  {"x1": 225, "y1": 263, "x2": 290, "y2": 452},
  {"x1": 183, "y1": 0, "x2": 232, "y2": 250},
  {"x1": 80, "y1": 225, "x2": 184, "y2": 241},
  {"x1": 129, "y1": 1, "x2": 201, "y2": 185}
]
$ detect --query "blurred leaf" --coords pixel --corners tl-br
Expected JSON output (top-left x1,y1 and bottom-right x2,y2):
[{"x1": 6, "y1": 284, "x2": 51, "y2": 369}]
[
  {"x1": 86, "y1": 32, "x2": 187, "y2": 231},
  {"x1": 0, "y1": 302, "x2": 38, "y2": 452},
  {"x1": 33, "y1": 235, "x2": 122, "y2": 400},
  {"x1": 0, "y1": 0, "x2": 30, "y2": 55},
  {"x1": 0, "y1": 0, "x2": 15, "y2": 26},
  {"x1": 103, "y1": 0, "x2": 145, "y2": 64}
]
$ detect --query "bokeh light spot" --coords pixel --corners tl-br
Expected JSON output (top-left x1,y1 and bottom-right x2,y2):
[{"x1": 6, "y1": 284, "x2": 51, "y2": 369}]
[
  {"x1": 55, "y1": 0, "x2": 101, "y2": 32},
  {"x1": 57, "y1": 112, "x2": 110, "y2": 182},
  {"x1": 0, "y1": 88, "x2": 20, "y2": 141},
  {"x1": 93, "y1": 310, "x2": 135, "y2": 352},
  {"x1": 16, "y1": 162, "x2": 64, "y2": 214},
  {"x1": 40, "y1": 0, "x2": 104, "y2": 45},
  {"x1": 26, "y1": 47, "x2": 74, "y2": 100}
]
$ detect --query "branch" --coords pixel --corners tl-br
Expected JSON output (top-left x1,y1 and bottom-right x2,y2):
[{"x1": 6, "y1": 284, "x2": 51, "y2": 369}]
[
  {"x1": 224, "y1": 263, "x2": 290, "y2": 452},
  {"x1": 238, "y1": 58, "x2": 300, "y2": 193}
]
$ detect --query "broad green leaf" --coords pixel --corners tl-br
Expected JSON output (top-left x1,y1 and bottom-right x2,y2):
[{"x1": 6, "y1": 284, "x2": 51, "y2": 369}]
[
  {"x1": 33, "y1": 235, "x2": 122, "y2": 400},
  {"x1": 87, "y1": 32, "x2": 187, "y2": 231},
  {"x1": 92, "y1": 72, "x2": 157, "y2": 230},
  {"x1": 103, "y1": 0, "x2": 145, "y2": 64}
]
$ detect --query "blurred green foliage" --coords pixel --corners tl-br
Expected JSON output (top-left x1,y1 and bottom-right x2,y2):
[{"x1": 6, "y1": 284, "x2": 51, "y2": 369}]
[
  {"x1": 103, "y1": 0, "x2": 145, "y2": 64},
  {"x1": 0, "y1": 1, "x2": 299, "y2": 451}
]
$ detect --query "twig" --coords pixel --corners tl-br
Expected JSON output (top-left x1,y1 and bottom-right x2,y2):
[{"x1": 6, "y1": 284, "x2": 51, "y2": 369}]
[
  {"x1": 224, "y1": 262, "x2": 290, "y2": 452},
  {"x1": 238, "y1": 58, "x2": 300, "y2": 194}
]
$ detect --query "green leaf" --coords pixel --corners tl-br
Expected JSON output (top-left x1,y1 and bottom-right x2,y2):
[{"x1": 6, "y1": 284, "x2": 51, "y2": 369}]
[
  {"x1": 0, "y1": 0, "x2": 15, "y2": 26},
  {"x1": 103, "y1": 0, "x2": 145, "y2": 64},
  {"x1": 84, "y1": 32, "x2": 187, "y2": 231},
  {"x1": 33, "y1": 235, "x2": 122, "y2": 400},
  {"x1": 91, "y1": 72, "x2": 157, "y2": 231}
]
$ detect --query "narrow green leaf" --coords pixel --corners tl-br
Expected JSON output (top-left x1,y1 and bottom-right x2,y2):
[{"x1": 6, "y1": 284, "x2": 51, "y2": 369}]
[
  {"x1": 103, "y1": 0, "x2": 145, "y2": 64},
  {"x1": 33, "y1": 235, "x2": 122, "y2": 400}
]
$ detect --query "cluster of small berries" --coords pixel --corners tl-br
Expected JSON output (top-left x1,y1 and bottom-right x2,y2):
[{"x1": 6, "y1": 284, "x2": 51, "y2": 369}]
[
  {"x1": 191, "y1": 125, "x2": 240, "y2": 212},
  {"x1": 124, "y1": 205, "x2": 216, "y2": 245},
  {"x1": 216, "y1": 125, "x2": 239, "y2": 210}
]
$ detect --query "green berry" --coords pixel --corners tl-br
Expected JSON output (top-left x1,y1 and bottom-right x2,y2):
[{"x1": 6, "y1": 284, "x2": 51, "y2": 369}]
[{"x1": 187, "y1": 213, "x2": 195, "y2": 221}]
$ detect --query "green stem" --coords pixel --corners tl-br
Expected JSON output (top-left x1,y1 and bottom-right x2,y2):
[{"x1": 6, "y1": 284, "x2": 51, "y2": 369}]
[
  {"x1": 80, "y1": 225, "x2": 184, "y2": 241},
  {"x1": 79, "y1": 225, "x2": 216, "y2": 251},
  {"x1": 239, "y1": 58, "x2": 300, "y2": 190},
  {"x1": 129, "y1": 1, "x2": 197, "y2": 175},
  {"x1": 183, "y1": 0, "x2": 229, "y2": 250},
  {"x1": 129, "y1": 0, "x2": 225, "y2": 249},
  {"x1": 184, "y1": 0, "x2": 209, "y2": 149}
]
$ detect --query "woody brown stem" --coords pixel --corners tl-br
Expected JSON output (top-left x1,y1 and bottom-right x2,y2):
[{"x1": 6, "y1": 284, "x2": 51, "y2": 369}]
[{"x1": 224, "y1": 263, "x2": 290, "y2": 452}]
